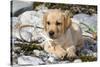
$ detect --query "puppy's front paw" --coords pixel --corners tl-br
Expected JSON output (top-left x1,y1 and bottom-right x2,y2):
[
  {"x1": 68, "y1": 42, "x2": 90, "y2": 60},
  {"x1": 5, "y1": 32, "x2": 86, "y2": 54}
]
[
  {"x1": 52, "y1": 45, "x2": 67, "y2": 59},
  {"x1": 67, "y1": 51, "x2": 77, "y2": 58},
  {"x1": 66, "y1": 46, "x2": 78, "y2": 61}
]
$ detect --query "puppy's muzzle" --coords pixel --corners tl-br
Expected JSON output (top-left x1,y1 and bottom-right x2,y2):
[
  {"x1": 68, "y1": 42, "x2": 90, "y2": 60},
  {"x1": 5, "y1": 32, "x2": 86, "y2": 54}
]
[{"x1": 49, "y1": 31, "x2": 54, "y2": 37}]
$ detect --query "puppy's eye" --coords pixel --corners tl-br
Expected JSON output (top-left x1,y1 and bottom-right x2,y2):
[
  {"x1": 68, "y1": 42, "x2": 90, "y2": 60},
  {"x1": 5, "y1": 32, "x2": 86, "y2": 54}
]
[
  {"x1": 56, "y1": 21, "x2": 61, "y2": 25},
  {"x1": 47, "y1": 21, "x2": 50, "y2": 25}
]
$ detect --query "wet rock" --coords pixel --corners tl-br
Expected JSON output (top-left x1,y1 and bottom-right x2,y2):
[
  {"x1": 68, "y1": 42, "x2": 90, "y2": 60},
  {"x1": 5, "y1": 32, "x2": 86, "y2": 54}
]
[{"x1": 18, "y1": 56, "x2": 44, "y2": 65}]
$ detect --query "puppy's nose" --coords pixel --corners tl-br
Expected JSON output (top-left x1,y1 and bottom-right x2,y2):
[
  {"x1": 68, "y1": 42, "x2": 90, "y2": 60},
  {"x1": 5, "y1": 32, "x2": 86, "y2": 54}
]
[{"x1": 49, "y1": 31, "x2": 54, "y2": 36}]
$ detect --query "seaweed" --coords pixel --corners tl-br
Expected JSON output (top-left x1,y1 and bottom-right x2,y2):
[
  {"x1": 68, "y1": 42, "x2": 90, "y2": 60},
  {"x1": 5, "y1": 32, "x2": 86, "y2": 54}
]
[{"x1": 80, "y1": 55, "x2": 97, "y2": 62}]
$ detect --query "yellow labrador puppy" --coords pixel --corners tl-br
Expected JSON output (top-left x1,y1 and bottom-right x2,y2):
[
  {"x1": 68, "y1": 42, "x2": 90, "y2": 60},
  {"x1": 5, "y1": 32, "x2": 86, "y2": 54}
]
[{"x1": 43, "y1": 9, "x2": 83, "y2": 60}]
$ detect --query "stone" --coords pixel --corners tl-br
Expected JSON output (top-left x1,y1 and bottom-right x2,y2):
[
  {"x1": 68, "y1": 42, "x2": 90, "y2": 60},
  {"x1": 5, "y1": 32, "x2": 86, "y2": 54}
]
[
  {"x1": 12, "y1": 1, "x2": 33, "y2": 16},
  {"x1": 12, "y1": 52, "x2": 18, "y2": 65},
  {"x1": 18, "y1": 11, "x2": 44, "y2": 28},
  {"x1": 72, "y1": 13, "x2": 97, "y2": 39},
  {"x1": 18, "y1": 56, "x2": 44, "y2": 65},
  {"x1": 73, "y1": 59, "x2": 82, "y2": 63},
  {"x1": 33, "y1": 50, "x2": 49, "y2": 62},
  {"x1": 47, "y1": 56, "x2": 55, "y2": 63},
  {"x1": 13, "y1": 47, "x2": 21, "y2": 51},
  {"x1": 46, "y1": 55, "x2": 60, "y2": 64},
  {"x1": 33, "y1": 50, "x2": 41, "y2": 56},
  {"x1": 14, "y1": 10, "x2": 47, "y2": 42},
  {"x1": 92, "y1": 52, "x2": 97, "y2": 57},
  {"x1": 35, "y1": 50, "x2": 47, "y2": 56},
  {"x1": 12, "y1": 10, "x2": 47, "y2": 43},
  {"x1": 12, "y1": 17, "x2": 21, "y2": 40},
  {"x1": 19, "y1": 28, "x2": 33, "y2": 42}
]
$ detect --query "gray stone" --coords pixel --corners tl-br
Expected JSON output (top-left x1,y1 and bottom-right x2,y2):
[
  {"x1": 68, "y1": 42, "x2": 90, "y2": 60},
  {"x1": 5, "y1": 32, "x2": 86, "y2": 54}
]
[
  {"x1": 12, "y1": 17, "x2": 21, "y2": 40},
  {"x1": 33, "y1": 50, "x2": 47, "y2": 56},
  {"x1": 12, "y1": 10, "x2": 46, "y2": 43},
  {"x1": 12, "y1": 0, "x2": 33, "y2": 16},
  {"x1": 13, "y1": 47, "x2": 21, "y2": 52},
  {"x1": 73, "y1": 13, "x2": 97, "y2": 38},
  {"x1": 92, "y1": 52, "x2": 97, "y2": 57},
  {"x1": 18, "y1": 10, "x2": 45, "y2": 28},
  {"x1": 73, "y1": 59, "x2": 82, "y2": 63},
  {"x1": 33, "y1": 50, "x2": 49, "y2": 62},
  {"x1": 73, "y1": 13, "x2": 97, "y2": 32},
  {"x1": 18, "y1": 56, "x2": 44, "y2": 65},
  {"x1": 19, "y1": 27, "x2": 33, "y2": 42},
  {"x1": 47, "y1": 56, "x2": 55, "y2": 63},
  {"x1": 46, "y1": 55, "x2": 59, "y2": 63}
]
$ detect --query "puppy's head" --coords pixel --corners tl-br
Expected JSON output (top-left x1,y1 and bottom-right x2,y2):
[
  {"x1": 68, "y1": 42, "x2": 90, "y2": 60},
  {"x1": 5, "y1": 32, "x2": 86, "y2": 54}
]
[{"x1": 43, "y1": 9, "x2": 71, "y2": 39}]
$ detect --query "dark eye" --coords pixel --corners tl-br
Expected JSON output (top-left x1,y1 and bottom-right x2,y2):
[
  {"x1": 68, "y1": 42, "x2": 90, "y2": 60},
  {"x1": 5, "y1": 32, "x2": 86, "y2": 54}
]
[
  {"x1": 56, "y1": 21, "x2": 61, "y2": 25},
  {"x1": 47, "y1": 21, "x2": 50, "y2": 25}
]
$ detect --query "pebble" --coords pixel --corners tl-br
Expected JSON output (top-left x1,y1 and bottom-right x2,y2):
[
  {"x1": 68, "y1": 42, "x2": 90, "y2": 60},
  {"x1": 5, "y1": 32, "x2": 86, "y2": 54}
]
[
  {"x1": 73, "y1": 59, "x2": 82, "y2": 63},
  {"x1": 18, "y1": 56, "x2": 44, "y2": 65},
  {"x1": 47, "y1": 56, "x2": 55, "y2": 63}
]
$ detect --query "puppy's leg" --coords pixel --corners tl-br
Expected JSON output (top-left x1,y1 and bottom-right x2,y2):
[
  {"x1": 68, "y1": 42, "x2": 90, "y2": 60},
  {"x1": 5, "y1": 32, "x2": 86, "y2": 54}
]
[
  {"x1": 44, "y1": 43, "x2": 66, "y2": 59},
  {"x1": 66, "y1": 45, "x2": 77, "y2": 60},
  {"x1": 53, "y1": 45, "x2": 67, "y2": 59}
]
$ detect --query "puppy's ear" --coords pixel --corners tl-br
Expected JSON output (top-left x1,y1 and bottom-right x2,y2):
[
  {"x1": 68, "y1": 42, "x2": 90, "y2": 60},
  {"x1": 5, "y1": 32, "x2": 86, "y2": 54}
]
[
  {"x1": 63, "y1": 10, "x2": 72, "y2": 31},
  {"x1": 43, "y1": 13, "x2": 48, "y2": 31}
]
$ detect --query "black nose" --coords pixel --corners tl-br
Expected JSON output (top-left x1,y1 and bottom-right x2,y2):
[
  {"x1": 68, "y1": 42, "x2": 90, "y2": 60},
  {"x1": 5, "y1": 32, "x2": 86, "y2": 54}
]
[{"x1": 49, "y1": 31, "x2": 54, "y2": 36}]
